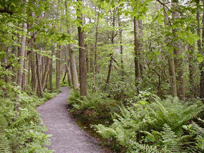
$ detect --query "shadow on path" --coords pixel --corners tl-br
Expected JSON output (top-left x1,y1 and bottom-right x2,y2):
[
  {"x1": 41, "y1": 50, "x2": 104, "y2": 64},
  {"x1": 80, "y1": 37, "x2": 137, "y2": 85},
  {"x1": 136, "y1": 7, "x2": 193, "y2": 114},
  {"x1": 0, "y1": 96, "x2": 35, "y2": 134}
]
[{"x1": 36, "y1": 87, "x2": 109, "y2": 153}]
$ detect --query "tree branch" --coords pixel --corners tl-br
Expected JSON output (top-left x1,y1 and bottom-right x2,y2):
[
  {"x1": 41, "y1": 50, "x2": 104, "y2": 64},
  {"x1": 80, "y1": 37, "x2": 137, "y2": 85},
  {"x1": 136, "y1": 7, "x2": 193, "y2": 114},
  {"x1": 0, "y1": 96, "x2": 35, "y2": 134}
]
[{"x1": 0, "y1": 8, "x2": 13, "y2": 15}]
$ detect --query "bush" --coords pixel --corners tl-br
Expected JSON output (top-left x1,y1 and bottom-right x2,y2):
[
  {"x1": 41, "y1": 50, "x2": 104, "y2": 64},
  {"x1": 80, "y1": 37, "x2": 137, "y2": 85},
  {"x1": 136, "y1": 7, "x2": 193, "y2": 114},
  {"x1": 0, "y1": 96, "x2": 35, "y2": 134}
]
[
  {"x1": 93, "y1": 95, "x2": 204, "y2": 152},
  {"x1": 0, "y1": 90, "x2": 56, "y2": 152}
]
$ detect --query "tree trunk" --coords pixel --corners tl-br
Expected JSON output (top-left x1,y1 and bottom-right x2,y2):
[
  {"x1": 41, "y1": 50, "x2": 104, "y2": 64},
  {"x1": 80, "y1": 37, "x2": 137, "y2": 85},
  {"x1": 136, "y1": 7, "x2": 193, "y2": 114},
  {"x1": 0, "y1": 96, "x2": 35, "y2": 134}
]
[
  {"x1": 68, "y1": 26, "x2": 79, "y2": 91},
  {"x1": 163, "y1": 2, "x2": 177, "y2": 97},
  {"x1": 200, "y1": 0, "x2": 204, "y2": 102},
  {"x1": 105, "y1": 9, "x2": 116, "y2": 89},
  {"x1": 188, "y1": 44, "x2": 197, "y2": 97},
  {"x1": 49, "y1": 53, "x2": 53, "y2": 92},
  {"x1": 118, "y1": 13, "x2": 124, "y2": 80},
  {"x1": 134, "y1": 16, "x2": 140, "y2": 91},
  {"x1": 172, "y1": 0, "x2": 185, "y2": 100},
  {"x1": 17, "y1": 15, "x2": 27, "y2": 89},
  {"x1": 36, "y1": 53, "x2": 43, "y2": 97},
  {"x1": 77, "y1": 0, "x2": 87, "y2": 96},
  {"x1": 42, "y1": 57, "x2": 50, "y2": 90},
  {"x1": 56, "y1": 0, "x2": 61, "y2": 90},
  {"x1": 65, "y1": 1, "x2": 79, "y2": 91}
]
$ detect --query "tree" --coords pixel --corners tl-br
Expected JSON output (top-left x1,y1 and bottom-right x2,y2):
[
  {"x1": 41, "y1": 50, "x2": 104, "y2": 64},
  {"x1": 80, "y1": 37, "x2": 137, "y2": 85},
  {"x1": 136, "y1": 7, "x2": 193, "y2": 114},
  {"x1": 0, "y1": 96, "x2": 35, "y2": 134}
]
[{"x1": 77, "y1": 0, "x2": 87, "y2": 96}]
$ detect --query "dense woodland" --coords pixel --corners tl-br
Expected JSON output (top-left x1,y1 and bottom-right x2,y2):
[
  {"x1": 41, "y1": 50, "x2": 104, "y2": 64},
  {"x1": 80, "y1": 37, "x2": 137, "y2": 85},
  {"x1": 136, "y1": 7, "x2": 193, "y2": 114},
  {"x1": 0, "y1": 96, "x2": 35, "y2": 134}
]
[{"x1": 1, "y1": 0, "x2": 204, "y2": 152}]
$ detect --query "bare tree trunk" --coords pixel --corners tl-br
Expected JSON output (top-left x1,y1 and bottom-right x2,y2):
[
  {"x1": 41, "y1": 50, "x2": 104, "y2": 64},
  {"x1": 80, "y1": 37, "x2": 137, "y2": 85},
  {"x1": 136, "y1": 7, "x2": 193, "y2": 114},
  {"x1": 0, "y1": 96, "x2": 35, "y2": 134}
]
[
  {"x1": 94, "y1": 7, "x2": 99, "y2": 75},
  {"x1": 163, "y1": 2, "x2": 177, "y2": 97},
  {"x1": 188, "y1": 44, "x2": 197, "y2": 97},
  {"x1": 65, "y1": 1, "x2": 79, "y2": 91},
  {"x1": 69, "y1": 26, "x2": 79, "y2": 91},
  {"x1": 172, "y1": 0, "x2": 185, "y2": 100},
  {"x1": 200, "y1": 0, "x2": 204, "y2": 102},
  {"x1": 168, "y1": 56, "x2": 177, "y2": 97},
  {"x1": 17, "y1": 12, "x2": 27, "y2": 89},
  {"x1": 105, "y1": 9, "x2": 116, "y2": 89},
  {"x1": 42, "y1": 57, "x2": 50, "y2": 90},
  {"x1": 56, "y1": 0, "x2": 61, "y2": 90},
  {"x1": 134, "y1": 16, "x2": 140, "y2": 91},
  {"x1": 118, "y1": 13, "x2": 124, "y2": 80},
  {"x1": 36, "y1": 53, "x2": 43, "y2": 97},
  {"x1": 12, "y1": 46, "x2": 18, "y2": 83},
  {"x1": 77, "y1": 0, "x2": 87, "y2": 96},
  {"x1": 49, "y1": 52, "x2": 53, "y2": 92}
]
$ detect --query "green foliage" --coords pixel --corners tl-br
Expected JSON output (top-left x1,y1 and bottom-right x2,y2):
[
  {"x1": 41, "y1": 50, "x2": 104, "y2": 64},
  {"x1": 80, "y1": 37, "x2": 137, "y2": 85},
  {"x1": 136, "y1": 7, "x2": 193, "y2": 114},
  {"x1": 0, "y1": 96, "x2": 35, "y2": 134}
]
[
  {"x1": 185, "y1": 118, "x2": 204, "y2": 151},
  {"x1": 0, "y1": 88, "x2": 56, "y2": 152},
  {"x1": 94, "y1": 95, "x2": 204, "y2": 152},
  {"x1": 68, "y1": 89, "x2": 118, "y2": 119}
]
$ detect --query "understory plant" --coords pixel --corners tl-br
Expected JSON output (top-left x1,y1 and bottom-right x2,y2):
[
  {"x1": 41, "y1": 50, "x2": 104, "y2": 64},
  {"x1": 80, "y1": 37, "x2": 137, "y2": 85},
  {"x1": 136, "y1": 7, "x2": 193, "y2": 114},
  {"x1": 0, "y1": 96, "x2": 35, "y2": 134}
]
[
  {"x1": 93, "y1": 94, "x2": 204, "y2": 152},
  {"x1": 0, "y1": 87, "x2": 57, "y2": 153},
  {"x1": 68, "y1": 89, "x2": 119, "y2": 119}
]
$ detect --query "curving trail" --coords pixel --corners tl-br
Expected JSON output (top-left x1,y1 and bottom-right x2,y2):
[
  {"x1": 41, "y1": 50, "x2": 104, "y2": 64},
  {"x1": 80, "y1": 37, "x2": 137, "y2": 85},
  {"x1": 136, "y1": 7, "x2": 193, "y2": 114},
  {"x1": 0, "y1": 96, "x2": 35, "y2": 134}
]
[{"x1": 36, "y1": 87, "x2": 110, "y2": 153}]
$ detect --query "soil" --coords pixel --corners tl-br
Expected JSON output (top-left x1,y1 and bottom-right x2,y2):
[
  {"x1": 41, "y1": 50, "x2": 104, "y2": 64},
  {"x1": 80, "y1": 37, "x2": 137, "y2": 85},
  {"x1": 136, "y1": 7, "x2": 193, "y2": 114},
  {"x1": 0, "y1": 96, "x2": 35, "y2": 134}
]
[{"x1": 36, "y1": 87, "x2": 112, "y2": 153}]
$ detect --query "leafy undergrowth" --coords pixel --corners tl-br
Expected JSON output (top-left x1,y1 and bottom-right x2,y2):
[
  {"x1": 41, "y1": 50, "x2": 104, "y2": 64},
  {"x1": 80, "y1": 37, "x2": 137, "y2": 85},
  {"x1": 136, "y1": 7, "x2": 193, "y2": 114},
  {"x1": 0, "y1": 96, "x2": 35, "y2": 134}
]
[
  {"x1": 0, "y1": 87, "x2": 57, "y2": 153},
  {"x1": 68, "y1": 89, "x2": 123, "y2": 152},
  {"x1": 68, "y1": 89, "x2": 204, "y2": 153}
]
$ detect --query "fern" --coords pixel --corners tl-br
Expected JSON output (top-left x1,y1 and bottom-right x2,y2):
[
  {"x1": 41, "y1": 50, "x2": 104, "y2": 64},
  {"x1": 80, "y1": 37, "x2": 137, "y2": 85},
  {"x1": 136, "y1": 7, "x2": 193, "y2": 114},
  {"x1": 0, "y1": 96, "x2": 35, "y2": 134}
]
[
  {"x1": 0, "y1": 113, "x2": 11, "y2": 153},
  {"x1": 162, "y1": 124, "x2": 181, "y2": 152}
]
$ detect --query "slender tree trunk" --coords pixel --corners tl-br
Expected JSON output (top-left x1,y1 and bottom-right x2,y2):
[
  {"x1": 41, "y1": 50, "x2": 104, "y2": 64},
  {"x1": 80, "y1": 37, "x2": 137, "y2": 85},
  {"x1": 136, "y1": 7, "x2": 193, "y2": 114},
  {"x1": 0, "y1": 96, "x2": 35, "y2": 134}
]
[
  {"x1": 134, "y1": 16, "x2": 140, "y2": 91},
  {"x1": 42, "y1": 57, "x2": 50, "y2": 90},
  {"x1": 17, "y1": 12, "x2": 27, "y2": 89},
  {"x1": 36, "y1": 53, "x2": 43, "y2": 97},
  {"x1": 163, "y1": 2, "x2": 177, "y2": 97},
  {"x1": 168, "y1": 56, "x2": 177, "y2": 97},
  {"x1": 188, "y1": 44, "x2": 197, "y2": 97},
  {"x1": 118, "y1": 13, "x2": 124, "y2": 80},
  {"x1": 200, "y1": 0, "x2": 204, "y2": 102},
  {"x1": 77, "y1": 0, "x2": 87, "y2": 96},
  {"x1": 56, "y1": 0, "x2": 61, "y2": 89},
  {"x1": 172, "y1": 0, "x2": 185, "y2": 100},
  {"x1": 12, "y1": 46, "x2": 18, "y2": 83},
  {"x1": 49, "y1": 52, "x2": 53, "y2": 92},
  {"x1": 94, "y1": 7, "x2": 99, "y2": 75},
  {"x1": 105, "y1": 9, "x2": 116, "y2": 89},
  {"x1": 68, "y1": 26, "x2": 79, "y2": 91},
  {"x1": 65, "y1": 1, "x2": 79, "y2": 91}
]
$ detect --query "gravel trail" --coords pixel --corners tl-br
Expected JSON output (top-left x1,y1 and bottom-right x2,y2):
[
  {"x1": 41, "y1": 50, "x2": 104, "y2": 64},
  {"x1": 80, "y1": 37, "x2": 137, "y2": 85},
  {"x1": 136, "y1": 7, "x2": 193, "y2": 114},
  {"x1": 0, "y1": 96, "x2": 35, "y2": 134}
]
[{"x1": 36, "y1": 87, "x2": 110, "y2": 153}]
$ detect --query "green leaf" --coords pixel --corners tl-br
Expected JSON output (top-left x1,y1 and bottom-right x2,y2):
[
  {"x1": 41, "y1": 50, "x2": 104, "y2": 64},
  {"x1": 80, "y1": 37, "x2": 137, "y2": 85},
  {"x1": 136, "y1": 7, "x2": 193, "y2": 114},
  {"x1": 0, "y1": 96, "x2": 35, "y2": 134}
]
[{"x1": 197, "y1": 57, "x2": 203, "y2": 64}]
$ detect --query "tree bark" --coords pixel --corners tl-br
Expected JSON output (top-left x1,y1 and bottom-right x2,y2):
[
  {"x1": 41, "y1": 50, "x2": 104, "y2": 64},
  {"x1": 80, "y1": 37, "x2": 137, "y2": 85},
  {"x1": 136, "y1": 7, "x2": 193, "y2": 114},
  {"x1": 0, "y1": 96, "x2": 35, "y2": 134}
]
[
  {"x1": 200, "y1": 0, "x2": 204, "y2": 102},
  {"x1": 188, "y1": 44, "x2": 197, "y2": 97},
  {"x1": 134, "y1": 16, "x2": 140, "y2": 91},
  {"x1": 163, "y1": 1, "x2": 177, "y2": 97},
  {"x1": 172, "y1": 0, "x2": 185, "y2": 100},
  {"x1": 56, "y1": 0, "x2": 61, "y2": 90},
  {"x1": 77, "y1": 0, "x2": 87, "y2": 96},
  {"x1": 118, "y1": 13, "x2": 124, "y2": 81},
  {"x1": 36, "y1": 53, "x2": 43, "y2": 97},
  {"x1": 105, "y1": 9, "x2": 116, "y2": 89},
  {"x1": 17, "y1": 10, "x2": 27, "y2": 89},
  {"x1": 68, "y1": 26, "x2": 79, "y2": 91},
  {"x1": 49, "y1": 53, "x2": 53, "y2": 92}
]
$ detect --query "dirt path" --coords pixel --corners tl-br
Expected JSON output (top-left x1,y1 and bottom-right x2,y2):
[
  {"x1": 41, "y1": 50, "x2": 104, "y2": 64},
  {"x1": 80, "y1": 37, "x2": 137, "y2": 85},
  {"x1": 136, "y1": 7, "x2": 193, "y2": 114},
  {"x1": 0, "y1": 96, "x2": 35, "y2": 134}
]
[{"x1": 36, "y1": 87, "x2": 110, "y2": 153}]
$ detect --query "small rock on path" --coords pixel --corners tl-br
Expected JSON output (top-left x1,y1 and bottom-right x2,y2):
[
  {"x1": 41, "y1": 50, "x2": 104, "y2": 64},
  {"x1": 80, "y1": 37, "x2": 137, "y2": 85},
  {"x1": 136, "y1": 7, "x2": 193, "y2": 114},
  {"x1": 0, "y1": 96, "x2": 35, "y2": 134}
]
[{"x1": 36, "y1": 87, "x2": 111, "y2": 153}]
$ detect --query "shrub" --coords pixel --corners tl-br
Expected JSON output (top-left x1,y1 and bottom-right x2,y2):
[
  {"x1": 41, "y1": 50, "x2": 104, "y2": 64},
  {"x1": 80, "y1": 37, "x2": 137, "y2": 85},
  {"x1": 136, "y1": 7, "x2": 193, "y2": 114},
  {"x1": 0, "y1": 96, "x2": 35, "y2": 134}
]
[{"x1": 94, "y1": 95, "x2": 204, "y2": 152}]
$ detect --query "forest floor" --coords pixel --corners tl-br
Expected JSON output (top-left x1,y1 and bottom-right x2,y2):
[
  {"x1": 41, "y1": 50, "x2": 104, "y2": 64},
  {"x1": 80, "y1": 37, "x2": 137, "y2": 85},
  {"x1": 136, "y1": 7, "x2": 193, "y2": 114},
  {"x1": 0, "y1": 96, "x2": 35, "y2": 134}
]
[{"x1": 36, "y1": 87, "x2": 111, "y2": 153}]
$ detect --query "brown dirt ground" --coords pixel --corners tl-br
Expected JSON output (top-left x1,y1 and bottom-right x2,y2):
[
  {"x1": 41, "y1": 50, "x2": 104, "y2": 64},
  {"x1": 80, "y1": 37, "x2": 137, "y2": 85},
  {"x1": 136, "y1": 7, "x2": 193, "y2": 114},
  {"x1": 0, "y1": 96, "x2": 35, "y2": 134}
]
[{"x1": 36, "y1": 87, "x2": 112, "y2": 153}]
